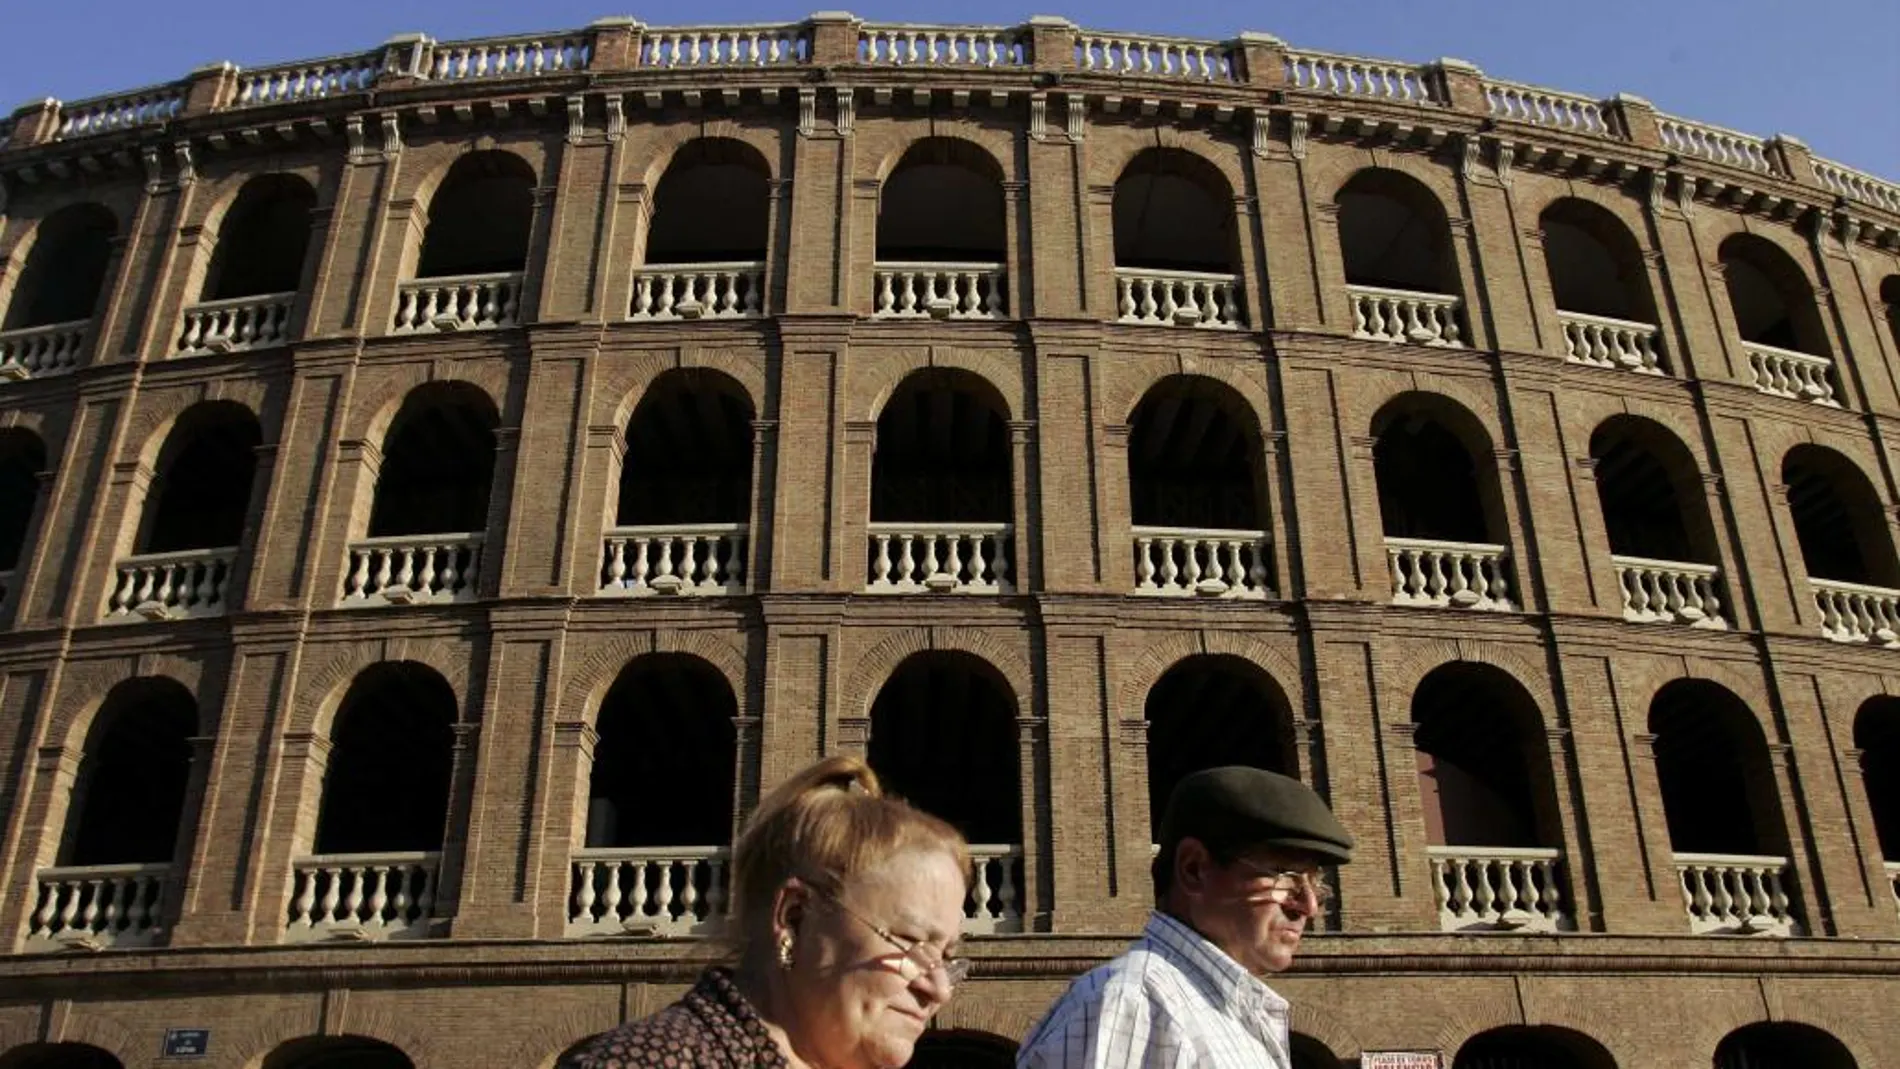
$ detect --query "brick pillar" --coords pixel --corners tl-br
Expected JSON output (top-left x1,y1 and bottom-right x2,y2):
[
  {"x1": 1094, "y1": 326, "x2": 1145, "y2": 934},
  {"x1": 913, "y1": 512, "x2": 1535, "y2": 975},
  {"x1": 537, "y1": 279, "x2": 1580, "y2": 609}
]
[
  {"x1": 181, "y1": 63, "x2": 237, "y2": 117},
  {"x1": 6, "y1": 100, "x2": 61, "y2": 148},
  {"x1": 1431, "y1": 57, "x2": 1486, "y2": 115},
  {"x1": 807, "y1": 11, "x2": 861, "y2": 66},
  {"x1": 1025, "y1": 16, "x2": 1077, "y2": 71},
  {"x1": 535, "y1": 720, "x2": 597, "y2": 936},
  {"x1": 1233, "y1": 32, "x2": 1287, "y2": 88},
  {"x1": 1608, "y1": 93, "x2": 1663, "y2": 149},
  {"x1": 587, "y1": 16, "x2": 644, "y2": 71}
]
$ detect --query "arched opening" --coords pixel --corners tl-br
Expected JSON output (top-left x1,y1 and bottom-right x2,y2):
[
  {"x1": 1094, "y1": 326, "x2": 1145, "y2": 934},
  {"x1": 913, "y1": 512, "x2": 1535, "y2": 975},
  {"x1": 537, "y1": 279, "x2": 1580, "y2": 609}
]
[
  {"x1": 1454, "y1": 1026, "x2": 1618, "y2": 1069},
  {"x1": 1337, "y1": 168, "x2": 1455, "y2": 294},
  {"x1": 1144, "y1": 655, "x2": 1294, "y2": 835},
  {"x1": 260, "y1": 1036, "x2": 416, "y2": 1069},
  {"x1": 139, "y1": 402, "x2": 262, "y2": 554},
  {"x1": 1714, "y1": 1022, "x2": 1857, "y2": 1069},
  {"x1": 617, "y1": 370, "x2": 754, "y2": 527},
  {"x1": 1718, "y1": 235, "x2": 1828, "y2": 357},
  {"x1": 868, "y1": 651, "x2": 1021, "y2": 930},
  {"x1": 868, "y1": 370, "x2": 1012, "y2": 592},
  {"x1": 1540, "y1": 199, "x2": 1652, "y2": 323},
  {"x1": 1373, "y1": 398, "x2": 1512, "y2": 609},
  {"x1": 908, "y1": 1030, "x2": 1017, "y2": 1069},
  {"x1": 874, "y1": 138, "x2": 1006, "y2": 318},
  {"x1": 1854, "y1": 697, "x2": 1900, "y2": 862},
  {"x1": 587, "y1": 654, "x2": 737, "y2": 848},
  {"x1": 1114, "y1": 148, "x2": 1236, "y2": 275},
  {"x1": 646, "y1": 139, "x2": 771, "y2": 265},
  {"x1": 3, "y1": 203, "x2": 117, "y2": 330},
  {"x1": 1127, "y1": 376, "x2": 1269, "y2": 595},
  {"x1": 1290, "y1": 1035, "x2": 1343, "y2": 1069},
  {"x1": 1783, "y1": 446, "x2": 1900, "y2": 588},
  {"x1": 416, "y1": 151, "x2": 536, "y2": 278},
  {"x1": 315, "y1": 662, "x2": 457, "y2": 856},
  {"x1": 1589, "y1": 417, "x2": 1710, "y2": 565},
  {"x1": 368, "y1": 383, "x2": 499, "y2": 538},
  {"x1": 0, "y1": 429, "x2": 48, "y2": 582},
  {"x1": 0, "y1": 1044, "x2": 124, "y2": 1069},
  {"x1": 202, "y1": 174, "x2": 317, "y2": 301}
]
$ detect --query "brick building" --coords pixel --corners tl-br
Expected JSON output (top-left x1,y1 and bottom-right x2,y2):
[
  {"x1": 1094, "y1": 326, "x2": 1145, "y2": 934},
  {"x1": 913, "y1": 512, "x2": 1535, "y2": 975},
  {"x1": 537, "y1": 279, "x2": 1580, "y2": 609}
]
[{"x1": 0, "y1": 13, "x2": 1897, "y2": 1069}]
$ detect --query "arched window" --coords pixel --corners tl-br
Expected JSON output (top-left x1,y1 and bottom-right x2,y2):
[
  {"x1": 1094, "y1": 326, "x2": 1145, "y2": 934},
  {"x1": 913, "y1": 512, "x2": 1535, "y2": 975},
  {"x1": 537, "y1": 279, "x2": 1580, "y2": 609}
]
[
  {"x1": 630, "y1": 138, "x2": 774, "y2": 320},
  {"x1": 202, "y1": 174, "x2": 317, "y2": 301},
  {"x1": 1453, "y1": 1026, "x2": 1618, "y2": 1069},
  {"x1": 1854, "y1": 697, "x2": 1900, "y2": 862},
  {"x1": 1127, "y1": 376, "x2": 1270, "y2": 596},
  {"x1": 1337, "y1": 169, "x2": 1461, "y2": 345},
  {"x1": 3, "y1": 203, "x2": 116, "y2": 331},
  {"x1": 867, "y1": 370, "x2": 1013, "y2": 593},
  {"x1": 416, "y1": 152, "x2": 536, "y2": 278},
  {"x1": 0, "y1": 1044, "x2": 125, "y2": 1069},
  {"x1": 369, "y1": 383, "x2": 499, "y2": 538},
  {"x1": 1290, "y1": 1035, "x2": 1344, "y2": 1069},
  {"x1": 261, "y1": 1037, "x2": 415, "y2": 1069},
  {"x1": 1541, "y1": 199, "x2": 1660, "y2": 373},
  {"x1": 0, "y1": 429, "x2": 48, "y2": 583},
  {"x1": 1590, "y1": 417, "x2": 1710, "y2": 566},
  {"x1": 874, "y1": 138, "x2": 1006, "y2": 318},
  {"x1": 139, "y1": 402, "x2": 262, "y2": 554},
  {"x1": 1782, "y1": 446, "x2": 1900, "y2": 589},
  {"x1": 1715, "y1": 1022, "x2": 1858, "y2": 1069},
  {"x1": 1144, "y1": 655, "x2": 1294, "y2": 836},
  {"x1": 1112, "y1": 149, "x2": 1241, "y2": 328},
  {"x1": 1372, "y1": 398, "x2": 1512, "y2": 610},
  {"x1": 1719, "y1": 235, "x2": 1827, "y2": 357}
]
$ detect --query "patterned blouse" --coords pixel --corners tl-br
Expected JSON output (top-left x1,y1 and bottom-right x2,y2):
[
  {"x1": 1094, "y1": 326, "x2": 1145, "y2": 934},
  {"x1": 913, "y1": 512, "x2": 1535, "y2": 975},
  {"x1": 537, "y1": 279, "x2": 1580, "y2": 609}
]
[{"x1": 559, "y1": 968, "x2": 791, "y2": 1069}]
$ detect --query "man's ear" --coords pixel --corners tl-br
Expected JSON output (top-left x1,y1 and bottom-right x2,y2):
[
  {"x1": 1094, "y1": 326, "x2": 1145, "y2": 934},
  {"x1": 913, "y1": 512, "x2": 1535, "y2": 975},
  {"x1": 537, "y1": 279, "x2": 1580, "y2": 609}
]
[{"x1": 1174, "y1": 837, "x2": 1212, "y2": 896}]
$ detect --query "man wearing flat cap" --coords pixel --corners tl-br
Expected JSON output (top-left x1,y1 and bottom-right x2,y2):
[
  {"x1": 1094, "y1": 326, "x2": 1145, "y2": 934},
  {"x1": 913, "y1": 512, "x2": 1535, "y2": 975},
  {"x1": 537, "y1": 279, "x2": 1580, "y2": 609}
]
[{"x1": 1016, "y1": 766, "x2": 1352, "y2": 1069}]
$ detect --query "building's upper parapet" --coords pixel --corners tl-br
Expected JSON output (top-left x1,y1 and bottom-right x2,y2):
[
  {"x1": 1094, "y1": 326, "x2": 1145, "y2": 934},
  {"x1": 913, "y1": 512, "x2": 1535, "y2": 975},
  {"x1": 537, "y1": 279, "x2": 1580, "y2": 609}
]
[{"x1": 3, "y1": 12, "x2": 1896, "y2": 227}]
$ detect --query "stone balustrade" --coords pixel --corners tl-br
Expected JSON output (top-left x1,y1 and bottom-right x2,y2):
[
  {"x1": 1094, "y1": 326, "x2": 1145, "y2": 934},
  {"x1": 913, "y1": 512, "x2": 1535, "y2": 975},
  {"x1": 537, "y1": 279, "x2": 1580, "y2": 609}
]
[
  {"x1": 1427, "y1": 846, "x2": 1569, "y2": 933},
  {"x1": 599, "y1": 524, "x2": 747, "y2": 596},
  {"x1": 0, "y1": 320, "x2": 89, "y2": 379},
  {"x1": 866, "y1": 522, "x2": 1013, "y2": 594},
  {"x1": 1611, "y1": 555, "x2": 1728, "y2": 629},
  {"x1": 174, "y1": 292, "x2": 296, "y2": 356},
  {"x1": 422, "y1": 33, "x2": 591, "y2": 80},
  {"x1": 858, "y1": 24, "x2": 1026, "y2": 67},
  {"x1": 1284, "y1": 50, "x2": 1442, "y2": 103},
  {"x1": 1132, "y1": 526, "x2": 1270, "y2": 599},
  {"x1": 567, "y1": 847, "x2": 731, "y2": 937},
  {"x1": 1813, "y1": 157, "x2": 1900, "y2": 215},
  {"x1": 392, "y1": 273, "x2": 524, "y2": 333},
  {"x1": 233, "y1": 51, "x2": 386, "y2": 107},
  {"x1": 640, "y1": 26, "x2": 810, "y2": 67},
  {"x1": 1114, "y1": 268, "x2": 1243, "y2": 328},
  {"x1": 1075, "y1": 32, "x2": 1236, "y2": 81},
  {"x1": 965, "y1": 844, "x2": 1025, "y2": 934},
  {"x1": 25, "y1": 864, "x2": 170, "y2": 950},
  {"x1": 1657, "y1": 115, "x2": 1778, "y2": 175},
  {"x1": 105, "y1": 547, "x2": 237, "y2": 622},
  {"x1": 1483, "y1": 80, "x2": 1610, "y2": 135},
  {"x1": 629, "y1": 263, "x2": 765, "y2": 320},
  {"x1": 1673, "y1": 852, "x2": 1798, "y2": 936},
  {"x1": 1386, "y1": 537, "x2": 1514, "y2": 611},
  {"x1": 1811, "y1": 578, "x2": 1900, "y2": 646},
  {"x1": 340, "y1": 534, "x2": 484, "y2": 606},
  {"x1": 1744, "y1": 341, "x2": 1838, "y2": 406},
  {"x1": 1347, "y1": 284, "x2": 1465, "y2": 347},
  {"x1": 56, "y1": 84, "x2": 185, "y2": 139},
  {"x1": 872, "y1": 263, "x2": 1006, "y2": 319},
  {"x1": 285, "y1": 852, "x2": 440, "y2": 942},
  {"x1": 1558, "y1": 310, "x2": 1663, "y2": 374}
]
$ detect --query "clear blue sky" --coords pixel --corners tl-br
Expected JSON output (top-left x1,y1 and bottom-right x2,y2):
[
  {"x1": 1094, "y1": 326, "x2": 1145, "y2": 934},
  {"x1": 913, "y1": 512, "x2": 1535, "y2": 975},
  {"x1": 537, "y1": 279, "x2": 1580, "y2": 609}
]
[{"x1": 6, "y1": 0, "x2": 1897, "y2": 180}]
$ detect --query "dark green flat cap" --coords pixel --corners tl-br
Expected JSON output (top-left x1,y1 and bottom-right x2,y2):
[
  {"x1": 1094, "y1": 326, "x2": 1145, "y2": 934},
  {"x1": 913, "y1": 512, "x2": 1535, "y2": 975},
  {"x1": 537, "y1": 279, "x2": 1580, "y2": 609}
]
[{"x1": 1157, "y1": 766, "x2": 1353, "y2": 866}]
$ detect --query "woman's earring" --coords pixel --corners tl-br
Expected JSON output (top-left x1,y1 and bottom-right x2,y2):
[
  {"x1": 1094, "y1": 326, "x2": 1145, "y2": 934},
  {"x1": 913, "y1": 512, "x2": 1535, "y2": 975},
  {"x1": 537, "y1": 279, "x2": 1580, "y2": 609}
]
[{"x1": 777, "y1": 931, "x2": 795, "y2": 970}]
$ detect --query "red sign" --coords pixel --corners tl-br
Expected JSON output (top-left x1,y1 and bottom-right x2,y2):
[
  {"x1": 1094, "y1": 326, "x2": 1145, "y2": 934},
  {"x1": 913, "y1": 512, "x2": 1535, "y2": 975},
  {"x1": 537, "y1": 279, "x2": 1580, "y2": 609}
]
[{"x1": 1361, "y1": 1053, "x2": 1441, "y2": 1069}]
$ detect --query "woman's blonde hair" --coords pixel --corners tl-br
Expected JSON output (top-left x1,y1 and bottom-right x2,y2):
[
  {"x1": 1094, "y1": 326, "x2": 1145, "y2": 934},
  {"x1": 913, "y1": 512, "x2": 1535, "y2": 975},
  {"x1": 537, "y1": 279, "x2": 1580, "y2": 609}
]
[{"x1": 730, "y1": 755, "x2": 970, "y2": 953}]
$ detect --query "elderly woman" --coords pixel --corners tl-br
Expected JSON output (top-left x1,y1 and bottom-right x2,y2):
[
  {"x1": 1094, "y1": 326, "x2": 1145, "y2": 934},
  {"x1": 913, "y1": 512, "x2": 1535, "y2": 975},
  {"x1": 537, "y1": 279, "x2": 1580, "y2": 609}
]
[{"x1": 559, "y1": 755, "x2": 972, "y2": 1069}]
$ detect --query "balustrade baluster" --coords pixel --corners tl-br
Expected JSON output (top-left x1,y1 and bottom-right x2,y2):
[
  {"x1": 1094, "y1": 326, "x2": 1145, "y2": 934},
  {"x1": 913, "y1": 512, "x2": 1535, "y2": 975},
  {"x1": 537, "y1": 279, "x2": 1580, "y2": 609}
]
[
  {"x1": 601, "y1": 862, "x2": 625, "y2": 923},
  {"x1": 871, "y1": 534, "x2": 893, "y2": 586},
  {"x1": 316, "y1": 867, "x2": 343, "y2": 926},
  {"x1": 970, "y1": 860, "x2": 996, "y2": 919}
]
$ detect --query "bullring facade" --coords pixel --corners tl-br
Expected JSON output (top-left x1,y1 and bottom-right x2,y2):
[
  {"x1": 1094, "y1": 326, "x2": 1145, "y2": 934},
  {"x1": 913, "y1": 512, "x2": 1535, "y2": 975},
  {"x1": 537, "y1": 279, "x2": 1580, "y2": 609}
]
[{"x1": 0, "y1": 13, "x2": 1897, "y2": 1069}]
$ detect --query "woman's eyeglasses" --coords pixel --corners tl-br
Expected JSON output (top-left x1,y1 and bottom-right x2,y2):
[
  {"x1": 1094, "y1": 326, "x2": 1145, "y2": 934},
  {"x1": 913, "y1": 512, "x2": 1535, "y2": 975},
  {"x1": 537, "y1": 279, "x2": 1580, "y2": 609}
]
[{"x1": 819, "y1": 894, "x2": 971, "y2": 989}]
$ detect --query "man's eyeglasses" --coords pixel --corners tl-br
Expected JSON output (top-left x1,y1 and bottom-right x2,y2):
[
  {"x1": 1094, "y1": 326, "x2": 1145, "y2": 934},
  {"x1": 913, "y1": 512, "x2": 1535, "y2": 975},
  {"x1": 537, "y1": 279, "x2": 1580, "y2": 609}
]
[
  {"x1": 820, "y1": 893, "x2": 971, "y2": 989},
  {"x1": 1228, "y1": 860, "x2": 1335, "y2": 910}
]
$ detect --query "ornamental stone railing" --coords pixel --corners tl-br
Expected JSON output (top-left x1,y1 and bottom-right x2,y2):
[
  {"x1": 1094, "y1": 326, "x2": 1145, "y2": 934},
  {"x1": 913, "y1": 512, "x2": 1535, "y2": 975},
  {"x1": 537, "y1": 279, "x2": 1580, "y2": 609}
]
[
  {"x1": 1386, "y1": 537, "x2": 1514, "y2": 611},
  {"x1": 55, "y1": 83, "x2": 186, "y2": 139},
  {"x1": 174, "y1": 292, "x2": 296, "y2": 356},
  {"x1": 105, "y1": 547, "x2": 238, "y2": 621},
  {"x1": 965, "y1": 844, "x2": 1025, "y2": 934},
  {"x1": 0, "y1": 321, "x2": 89, "y2": 380},
  {"x1": 628, "y1": 263, "x2": 766, "y2": 320},
  {"x1": 1284, "y1": 49, "x2": 1442, "y2": 103},
  {"x1": 1813, "y1": 157, "x2": 1900, "y2": 215},
  {"x1": 1427, "y1": 846, "x2": 1570, "y2": 933},
  {"x1": 1744, "y1": 341, "x2": 1838, "y2": 406},
  {"x1": 1347, "y1": 284, "x2": 1465, "y2": 347},
  {"x1": 285, "y1": 852, "x2": 440, "y2": 942},
  {"x1": 391, "y1": 273, "x2": 524, "y2": 334},
  {"x1": 1075, "y1": 32, "x2": 1236, "y2": 81},
  {"x1": 866, "y1": 522, "x2": 1013, "y2": 594},
  {"x1": 599, "y1": 524, "x2": 747, "y2": 596},
  {"x1": 1673, "y1": 852, "x2": 1799, "y2": 936},
  {"x1": 232, "y1": 50, "x2": 387, "y2": 107},
  {"x1": 25, "y1": 863, "x2": 171, "y2": 950},
  {"x1": 1132, "y1": 526, "x2": 1270, "y2": 599},
  {"x1": 1483, "y1": 80, "x2": 1611, "y2": 135},
  {"x1": 872, "y1": 263, "x2": 1006, "y2": 320},
  {"x1": 1114, "y1": 268, "x2": 1243, "y2": 328},
  {"x1": 1558, "y1": 311, "x2": 1663, "y2": 374},
  {"x1": 1611, "y1": 555, "x2": 1728, "y2": 629},
  {"x1": 1811, "y1": 578, "x2": 1900, "y2": 646},
  {"x1": 568, "y1": 847, "x2": 731, "y2": 937},
  {"x1": 859, "y1": 24, "x2": 1026, "y2": 67},
  {"x1": 420, "y1": 32, "x2": 592, "y2": 80},
  {"x1": 340, "y1": 534, "x2": 483, "y2": 606},
  {"x1": 1656, "y1": 115, "x2": 1779, "y2": 175},
  {"x1": 640, "y1": 25, "x2": 810, "y2": 67}
]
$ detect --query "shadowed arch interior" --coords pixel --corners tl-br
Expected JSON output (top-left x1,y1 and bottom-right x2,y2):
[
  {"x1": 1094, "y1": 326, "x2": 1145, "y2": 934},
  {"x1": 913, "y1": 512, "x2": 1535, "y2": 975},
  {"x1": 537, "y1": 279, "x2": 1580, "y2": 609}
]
[
  {"x1": 1715, "y1": 1021, "x2": 1857, "y2": 1069},
  {"x1": 0, "y1": 429, "x2": 48, "y2": 572},
  {"x1": 907, "y1": 1029, "x2": 1017, "y2": 1069},
  {"x1": 868, "y1": 651, "x2": 1020, "y2": 844},
  {"x1": 1647, "y1": 680, "x2": 1785, "y2": 856},
  {"x1": 139, "y1": 401, "x2": 263, "y2": 554},
  {"x1": 369, "y1": 382, "x2": 499, "y2": 537},
  {"x1": 1883, "y1": 276, "x2": 1900, "y2": 353},
  {"x1": 1144, "y1": 654, "x2": 1295, "y2": 833},
  {"x1": 1718, "y1": 234, "x2": 1827, "y2": 355},
  {"x1": 1454, "y1": 1025, "x2": 1618, "y2": 1069},
  {"x1": 877, "y1": 138, "x2": 1006, "y2": 263},
  {"x1": 1113, "y1": 147, "x2": 1237, "y2": 274},
  {"x1": 1411, "y1": 662, "x2": 1554, "y2": 848},
  {"x1": 3, "y1": 202, "x2": 117, "y2": 330},
  {"x1": 203, "y1": 173, "x2": 318, "y2": 300},
  {"x1": 260, "y1": 1036, "x2": 416, "y2": 1069},
  {"x1": 1127, "y1": 375, "x2": 1263, "y2": 530},
  {"x1": 1336, "y1": 168, "x2": 1456, "y2": 294},
  {"x1": 1853, "y1": 697, "x2": 1900, "y2": 860},
  {"x1": 588, "y1": 654, "x2": 738, "y2": 847},
  {"x1": 1371, "y1": 398, "x2": 1498, "y2": 544},
  {"x1": 1782, "y1": 445, "x2": 1899, "y2": 586},
  {"x1": 646, "y1": 138, "x2": 772, "y2": 264},
  {"x1": 0, "y1": 1044, "x2": 125, "y2": 1069},
  {"x1": 871, "y1": 369, "x2": 1011, "y2": 523},
  {"x1": 618, "y1": 369, "x2": 755, "y2": 526},
  {"x1": 1589, "y1": 416, "x2": 1711, "y2": 563},
  {"x1": 1290, "y1": 1035, "x2": 1343, "y2": 1069},
  {"x1": 315, "y1": 662, "x2": 457, "y2": 854},
  {"x1": 1540, "y1": 198, "x2": 1652, "y2": 323},
  {"x1": 416, "y1": 151, "x2": 536, "y2": 277},
  {"x1": 64, "y1": 677, "x2": 197, "y2": 866}
]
